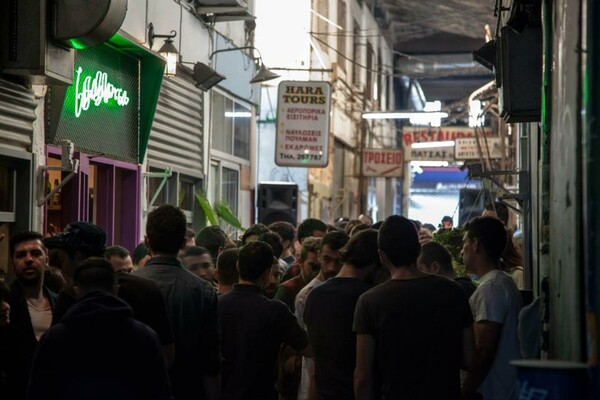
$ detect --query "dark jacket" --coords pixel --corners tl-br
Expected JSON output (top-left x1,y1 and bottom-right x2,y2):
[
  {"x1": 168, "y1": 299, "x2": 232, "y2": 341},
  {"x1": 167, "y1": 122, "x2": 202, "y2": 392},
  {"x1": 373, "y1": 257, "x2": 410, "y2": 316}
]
[
  {"x1": 0, "y1": 282, "x2": 57, "y2": 400},
  {"x1": 27, "y1": 291, "x2": 172, "y2": 400}
]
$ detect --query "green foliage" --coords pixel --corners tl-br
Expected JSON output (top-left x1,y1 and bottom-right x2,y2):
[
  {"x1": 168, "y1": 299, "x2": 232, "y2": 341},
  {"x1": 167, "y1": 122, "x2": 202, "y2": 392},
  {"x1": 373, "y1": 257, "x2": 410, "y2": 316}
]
[
  {"x1": 195, "y1": 192, "x2": 246, "y2": 235},
  {"x1": 195, "y1": 192, "x2": 218, "y2": 226},
  {"x1": 215, "y1": 201, "x2": 246, "y2": 232},
  {"x1": 433, "y1": 227, "x2": 467, "y2": 277}
]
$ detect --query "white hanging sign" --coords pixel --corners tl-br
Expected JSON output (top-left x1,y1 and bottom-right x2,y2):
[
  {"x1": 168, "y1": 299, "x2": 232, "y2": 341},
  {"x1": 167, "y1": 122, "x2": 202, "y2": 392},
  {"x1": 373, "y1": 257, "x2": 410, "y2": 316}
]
[{"x1": 275, "y1": 81, "x2": 331, "y2": 167}]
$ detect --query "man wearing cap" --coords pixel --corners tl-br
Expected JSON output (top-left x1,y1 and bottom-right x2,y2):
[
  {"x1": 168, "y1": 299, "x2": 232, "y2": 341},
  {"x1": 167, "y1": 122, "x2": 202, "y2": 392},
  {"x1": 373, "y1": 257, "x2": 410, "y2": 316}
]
[
  {"x1": 2, "y1": 231, "x2": 57, "y2": 400},
  {"x1": 50, "y1": 222, "x2": 175, "y2": 367}
]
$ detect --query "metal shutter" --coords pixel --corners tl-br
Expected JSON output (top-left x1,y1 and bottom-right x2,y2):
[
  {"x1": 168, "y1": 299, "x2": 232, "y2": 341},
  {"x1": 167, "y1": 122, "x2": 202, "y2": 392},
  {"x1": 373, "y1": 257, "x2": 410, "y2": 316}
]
[
  {"x1": 0, "y1": 78, "x2": 37, "y2": 152},
  {"x1": 148, "y1": 70, "x2": 204, "y2": 177}
]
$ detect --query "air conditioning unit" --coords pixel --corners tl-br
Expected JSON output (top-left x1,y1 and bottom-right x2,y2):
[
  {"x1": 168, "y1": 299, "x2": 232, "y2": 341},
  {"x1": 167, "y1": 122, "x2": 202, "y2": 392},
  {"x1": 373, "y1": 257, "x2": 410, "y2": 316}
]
[{"x1": 194, "y1": 0, "x2": 255, "y2": 22}]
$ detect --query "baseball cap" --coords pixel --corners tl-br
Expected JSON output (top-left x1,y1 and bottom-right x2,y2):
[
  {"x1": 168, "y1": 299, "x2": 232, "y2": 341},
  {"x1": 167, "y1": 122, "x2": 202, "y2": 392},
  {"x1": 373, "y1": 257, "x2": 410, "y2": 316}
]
[{"x1": 44, "y1": 222, "x2": 107, "y2": 257}]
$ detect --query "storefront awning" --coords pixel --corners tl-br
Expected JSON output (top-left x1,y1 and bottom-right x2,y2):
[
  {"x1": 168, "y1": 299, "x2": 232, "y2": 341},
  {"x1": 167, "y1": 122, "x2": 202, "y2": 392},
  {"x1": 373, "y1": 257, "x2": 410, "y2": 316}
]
[{"x1": 106, "y1": 31, "x2": 165, "y2": 164}]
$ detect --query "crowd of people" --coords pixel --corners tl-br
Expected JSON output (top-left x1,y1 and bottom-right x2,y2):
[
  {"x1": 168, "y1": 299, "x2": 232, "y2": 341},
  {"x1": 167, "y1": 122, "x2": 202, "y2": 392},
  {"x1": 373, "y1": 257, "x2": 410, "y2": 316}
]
[{"x1": 0, "y1": 203, "x2": 528, "y2": 400}]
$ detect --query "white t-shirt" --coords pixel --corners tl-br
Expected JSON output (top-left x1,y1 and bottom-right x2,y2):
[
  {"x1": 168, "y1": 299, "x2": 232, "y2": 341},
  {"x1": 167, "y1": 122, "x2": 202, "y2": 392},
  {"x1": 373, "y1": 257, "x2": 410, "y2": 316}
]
[
  {"x1": 295, "y1": 277, "x2": 323, "y2": 400},
  {"x1": 470, "y1": 269, "x2": 522, "y2": 400},
  {"x1": 27, "y1": 301, "x2": 52, "y2": 341}
]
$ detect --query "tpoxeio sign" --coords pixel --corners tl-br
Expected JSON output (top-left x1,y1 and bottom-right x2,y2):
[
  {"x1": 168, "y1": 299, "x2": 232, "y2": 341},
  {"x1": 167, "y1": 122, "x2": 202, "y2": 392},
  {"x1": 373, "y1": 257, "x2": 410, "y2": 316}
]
[{"x1": 362, "y1": 148, "x2": 404, "y2": 177}]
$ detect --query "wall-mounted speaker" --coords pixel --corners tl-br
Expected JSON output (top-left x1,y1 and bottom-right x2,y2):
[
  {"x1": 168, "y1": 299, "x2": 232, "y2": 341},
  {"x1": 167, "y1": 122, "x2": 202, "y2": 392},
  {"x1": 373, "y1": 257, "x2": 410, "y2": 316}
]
[
  {"x1": 498, "y1": 25, "x2": 543, "y2": 122},
  {"x1": 258, "y1": 182, "x2": 298, "y2": 226}
]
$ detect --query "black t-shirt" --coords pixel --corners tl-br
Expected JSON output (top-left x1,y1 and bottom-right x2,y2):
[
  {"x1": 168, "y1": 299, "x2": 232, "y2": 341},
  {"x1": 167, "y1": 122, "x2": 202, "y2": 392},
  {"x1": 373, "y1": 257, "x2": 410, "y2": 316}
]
[
  {"x1": 455, "y1": 276, "x2": 477, "y2": 299},
  {"x1": 218, "y1": 284, "x2": 308, "y2": 400},
  {"x1": 304, "y1": 277, "x2": 371, "y2": 400},
  {"x1": 353, "y1": 275, "x2": 473, "y2": 400}
]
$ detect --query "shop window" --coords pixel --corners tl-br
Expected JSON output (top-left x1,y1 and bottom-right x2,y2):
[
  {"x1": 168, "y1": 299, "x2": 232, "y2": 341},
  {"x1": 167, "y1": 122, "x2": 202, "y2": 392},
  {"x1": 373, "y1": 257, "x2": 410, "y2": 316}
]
[
  {"x1": 211, "y1": 91, "x2": 252, "y2": 161},
  {"x1": 147, "y1": 167, "x2": 202, "y2": 226},
  {"x1": 209, "y1": 160, "x2": 239, "y2": 234},
  {"x1": 0, "y1": 166, "x2": 15, "y2": 218}
]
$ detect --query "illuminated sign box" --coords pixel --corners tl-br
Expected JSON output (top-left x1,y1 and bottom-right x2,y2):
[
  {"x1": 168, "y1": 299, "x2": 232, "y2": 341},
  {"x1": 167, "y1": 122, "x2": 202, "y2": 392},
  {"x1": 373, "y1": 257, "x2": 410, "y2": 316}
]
[{"x1": 52, "y1": 44, "x2": 140, "y2": 163}]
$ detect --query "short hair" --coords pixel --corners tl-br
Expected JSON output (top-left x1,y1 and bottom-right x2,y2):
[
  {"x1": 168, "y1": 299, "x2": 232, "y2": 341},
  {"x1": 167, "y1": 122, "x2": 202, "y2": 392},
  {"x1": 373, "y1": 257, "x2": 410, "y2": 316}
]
[
  {"x1": 196, "y1": 226, "x2": 228, "y2": 261},
  {"x1": 378, "y1": 215, "x2": 420, "y2": 267},
  {"x1": 182, "y1": 246, "x2": 210, "y2": 258},
  {"x1": 217, "y1": 248, "x2": 239, "y2": 286},
  {"x1": 257, "y1": 232, "x2": 284, "y2": 259},
  {"x1": 241, "y1": 224, "x2": 270, "y2": 244},
  {"x1": 339, "y1": 229, "x2": 380, "y2": 269},
  {"x1": 320, "y1": 230, "x2": 349, "y2": 252},
  {"x1": 146, "y1": 205, "x2": 187, "y2": 255},
  {"x1": 297, "y1": 218, "x2": 327, "y2": 243},
  {"x1": 73, "y1": 257, "x2": 116, "y2": 293},
  {"x1": 349, "y1": 223, "x2": 369, "y2": 237},
  {"x1": 237, "y1": 241, "x2": 274, "y2": 281},
  {"x1": 344, "y1": 219, "x2": 362, "y2": 235},
  {"x1": 131, "y1": 242, "x2": 149, "y2": 264},
  {"x1": 299, "y1": 236, "x2": 321, "y2": 260},
  {"x1": 10, "y1": 231, "x2": 45, "y2": 257},
  {"x1": 420, "y1": 242, "x2": 453, "y2": 273},
  {"x1": 104, "y1": 245, "x2": 130, "y2": 260},
  {"x1": 268, "y1": 221, "x2": 296, "y2": 243},
  {"x1": 442, "y1": 216, "x2": 453, "y2": 224},
  {"x1": 465, "y1": 216, "x2": 508, "y2": 262},
  {"x1": 486, "y1": 201, "x2": 509, "y2": 226}
]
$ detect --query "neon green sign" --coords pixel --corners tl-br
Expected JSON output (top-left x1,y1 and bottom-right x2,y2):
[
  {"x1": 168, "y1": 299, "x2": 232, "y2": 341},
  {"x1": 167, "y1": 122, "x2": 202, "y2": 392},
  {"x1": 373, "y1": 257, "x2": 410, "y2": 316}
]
[{"x1": 74, "y1": 66, "x2": 130, "y2": 118}]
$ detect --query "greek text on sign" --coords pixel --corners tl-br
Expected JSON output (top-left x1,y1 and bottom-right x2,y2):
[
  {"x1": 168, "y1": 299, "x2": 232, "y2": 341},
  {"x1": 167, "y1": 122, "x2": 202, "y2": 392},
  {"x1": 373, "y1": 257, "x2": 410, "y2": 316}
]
[
  {"x1": 362, "y1": 148, "x2": 403, "y2": 177},
  {"x1": 454, "y1": 137, "x2": 504, "y2": 160},
  {"x1": 402, "y1": 126, "x2": 493, "y2": 147},
  {"x1": 276, "y1": 81, "x2": 331, "y2": 167},
  {"x1": 405, "y1": 147, "x2": 455, "y2": 162}
]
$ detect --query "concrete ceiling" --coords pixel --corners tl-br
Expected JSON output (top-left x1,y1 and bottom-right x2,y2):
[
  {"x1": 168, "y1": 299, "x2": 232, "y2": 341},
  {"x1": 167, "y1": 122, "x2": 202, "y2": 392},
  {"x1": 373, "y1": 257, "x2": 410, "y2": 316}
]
[{"x1": 375, "y1": 0, "x2": 498, "y2": 104}]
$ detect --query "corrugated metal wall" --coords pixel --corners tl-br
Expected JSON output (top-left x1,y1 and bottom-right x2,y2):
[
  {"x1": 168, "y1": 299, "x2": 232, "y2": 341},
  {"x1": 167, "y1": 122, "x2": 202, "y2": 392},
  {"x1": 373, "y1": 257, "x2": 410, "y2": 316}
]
[
  {"x1": 148, "y1": 69, "x2": 204, "y2": 177},
  {"x1": 0, "y1": 78, "x2": 37, "y2": 152}
]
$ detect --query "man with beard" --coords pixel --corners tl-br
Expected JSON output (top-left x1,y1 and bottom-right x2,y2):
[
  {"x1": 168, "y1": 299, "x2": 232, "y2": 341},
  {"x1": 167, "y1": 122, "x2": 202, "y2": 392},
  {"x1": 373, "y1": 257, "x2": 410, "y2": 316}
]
[
  {"x1": 303, "y1": 229, "x2": 380, "y2": 400},
  {"x1": 256, "y1": 232, "x2": 285, "y2": 298},
  {"x1": 2, "y1": 231, "x2": 57, "y2": 399},
  {"x1": 294, "y1": 230, "x2": 349, "y2": 400}
]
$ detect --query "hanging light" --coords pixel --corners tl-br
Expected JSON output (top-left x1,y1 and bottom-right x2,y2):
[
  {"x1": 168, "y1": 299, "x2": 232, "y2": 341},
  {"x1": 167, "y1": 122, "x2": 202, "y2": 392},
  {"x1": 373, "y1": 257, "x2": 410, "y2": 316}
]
[
  {"x1": 148, "y1": 23, "x2": 179, "y2": 77},
  {"x1": 209, "y1": 46, "x2": 280, "y2": 85}
]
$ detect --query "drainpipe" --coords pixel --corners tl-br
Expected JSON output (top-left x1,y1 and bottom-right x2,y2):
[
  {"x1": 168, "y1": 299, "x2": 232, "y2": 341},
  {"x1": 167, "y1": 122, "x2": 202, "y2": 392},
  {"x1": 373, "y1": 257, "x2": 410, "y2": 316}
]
[{"x1": 584, "y1": 0, "x2": 600, "y2": 396}]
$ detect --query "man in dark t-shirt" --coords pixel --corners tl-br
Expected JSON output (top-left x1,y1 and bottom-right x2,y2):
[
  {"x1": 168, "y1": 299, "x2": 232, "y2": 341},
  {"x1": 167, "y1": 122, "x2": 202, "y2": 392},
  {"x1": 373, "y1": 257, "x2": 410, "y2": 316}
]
[
  {"x1": 219, "y1": 241, "x2": 312, "y2": 400},
  {"x1": 353, "y1": 216, "x2": 473, "y2": 400},
  {"x1": 304, "y1": 229, "x2": 380, "y2": 400}
]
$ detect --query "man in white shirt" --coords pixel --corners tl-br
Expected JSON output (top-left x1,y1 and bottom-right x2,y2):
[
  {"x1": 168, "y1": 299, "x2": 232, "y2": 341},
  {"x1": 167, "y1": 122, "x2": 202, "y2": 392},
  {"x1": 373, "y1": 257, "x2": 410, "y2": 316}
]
[{"x1": 461, "y1": 216, "x2": 522, "y2": 400}]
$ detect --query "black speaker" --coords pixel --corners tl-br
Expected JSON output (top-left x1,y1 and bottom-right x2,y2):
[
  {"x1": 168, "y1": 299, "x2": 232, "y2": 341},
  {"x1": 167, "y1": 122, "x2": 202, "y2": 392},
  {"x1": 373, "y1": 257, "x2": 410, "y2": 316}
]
[
  {"x1": 458, "y1": 189, "x2": 486, "y2": 226},
  {"x1": 258, "y1": 183, "x2": 298, "y2": 226},
  {"x1": 498, "y1": 24, "x2": 543, "y2": 122}
]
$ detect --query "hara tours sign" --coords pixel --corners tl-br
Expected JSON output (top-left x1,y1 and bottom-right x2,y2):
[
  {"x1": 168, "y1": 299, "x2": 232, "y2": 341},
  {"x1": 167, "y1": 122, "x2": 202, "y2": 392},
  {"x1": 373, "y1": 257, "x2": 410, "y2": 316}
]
[
  {"x1": 275, "y1": 81, "x2": 331, "y2": 167},
  {"x1": 362, "y1": 148, "x2": 404, "y2": 178}
]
